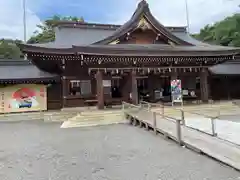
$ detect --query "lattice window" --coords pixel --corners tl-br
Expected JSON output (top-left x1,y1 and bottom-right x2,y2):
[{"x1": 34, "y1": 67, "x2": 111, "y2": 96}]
[
  {"x1": 69, "y1": 80, "x2": 91, "y2": 96},
  {"x1": 137, "y1": 79, "x2": 148, "y2": 89},
  {"x1": 111, "y1": 78, "x2": 122, "y2": 98},
  {"x1": 80, "y1": 80, "x2": 92, "y2": 95},
  {"x1": 112, "y1": 79, "x2": 120, "y2": 87}
]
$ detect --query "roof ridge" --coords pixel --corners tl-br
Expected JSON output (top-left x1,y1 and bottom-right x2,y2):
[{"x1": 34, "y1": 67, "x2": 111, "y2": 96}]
[{"x1": 93, "y1": 0, "x2": 191, "y2": 45}]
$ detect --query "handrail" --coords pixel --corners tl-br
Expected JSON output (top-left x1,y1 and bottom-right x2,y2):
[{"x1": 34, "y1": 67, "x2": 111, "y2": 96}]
[
  {"x1": 154, "y1": 110, "x2": 182, "y2": 122},
  {"x1": 124, "y1": 101, "x2": 181, "y2": 122},
  {"x1": 139, "y1": 101, "x2": 214, "y2": 121},
  {"x1": 122, "y1": 101, "x2": 183, "y2": 145},
  {"x1": 122, "y1": 101, "x2": 141, "y2": 108},
  {"x1": 140, "y1": 101, "x2": 164, "y2": 107},
  {"x1": 175, "y1": 108, "x2": 217, "y2": 119}
]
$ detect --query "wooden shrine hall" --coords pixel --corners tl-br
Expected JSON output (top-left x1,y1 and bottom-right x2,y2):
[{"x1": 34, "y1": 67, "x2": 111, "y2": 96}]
[{"x1": 17, "y1": 0, "x2": 240, "y2": 110}]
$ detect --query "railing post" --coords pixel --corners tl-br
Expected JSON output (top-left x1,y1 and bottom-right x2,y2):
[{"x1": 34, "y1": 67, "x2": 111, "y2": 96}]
[
  {"x1": 122, "y1": 103, "x2": 125, "y2": 121},
  {"x1": 152, "y1": 111, "x2": 157, "y2": 134},
  {"x1": 162, "y1": 104, "x2": 165, "y2": 118},
  {"x1": 148, "y1": 103, "x2": 151, "y2": 111},
  {"x1": 139, "y1": 101, "x2": 142, "y2": 109},
  {"x1": 176, "y1": 119, "x2": 182, "y2": 146},
  {"x1": 211, "y1": 118, "x2": 217, "y2": 136},
  {"x1": 181, "y1": 110, "x2": 185, "y2": 126},
  {"x1": 218, "y1": 110, "x2": 220, "y2": 118}
]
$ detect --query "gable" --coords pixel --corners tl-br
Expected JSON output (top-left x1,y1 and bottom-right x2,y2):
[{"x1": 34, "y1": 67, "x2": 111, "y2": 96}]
[
  {"x1": 116, "y1": 16, "x2": 177, "y2": 45},
  {"x1": 94, "y1": 1, "x2": 193, "y2": 46}
]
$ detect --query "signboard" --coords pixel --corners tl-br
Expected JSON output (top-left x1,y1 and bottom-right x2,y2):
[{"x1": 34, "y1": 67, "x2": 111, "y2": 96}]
[
  {"x1": 182, "y1": 90, "x2": 189, "y2": 96},
  {"x1": 103, "y1": 80, "x2": 111, "y2": 87},
  {"x1": 0, "y1": 84, "x2": 47, "y2": 113},
  {"x1": 171, "y1": 79, "x2": 183, "y2": 104}
]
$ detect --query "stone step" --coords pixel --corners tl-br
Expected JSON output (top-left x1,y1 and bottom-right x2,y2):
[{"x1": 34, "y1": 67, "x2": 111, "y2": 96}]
[
  {"x1": 69, "y1": 115, "x2": 123, "y2": 123},
  {"x1": 80, "y1": 110, "x2": 122, "y2": 116},
  {"x1": 0, "y1": 112, "x2": 43, "y2": 122},
  {"x1": 61, "y1": 118, "x2": 127, "y2": 128},
  {"x1": 0, "y1": 111, "x2": 79, "y2": 122},
  {"x1": 44, "y1": 112, "x2": 79, "y2": 122},
  {"x1": 68, "y1": 112, "x2": 123, "y2": 121},
  {"x1": 62, "y1": 111, "x2": 125, "y2": 128}
]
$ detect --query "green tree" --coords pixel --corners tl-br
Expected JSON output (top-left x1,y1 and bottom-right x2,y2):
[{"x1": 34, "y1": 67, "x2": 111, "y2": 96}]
[
  {"x1": 193, "y1": 13, "x2": 240, "y2": 47},
  {"x1": 0, "y1": 39, "x2": 23, "y2": 59},
  {"x1": 27, "y1": 15, "x2": 84, "y2": 44}
]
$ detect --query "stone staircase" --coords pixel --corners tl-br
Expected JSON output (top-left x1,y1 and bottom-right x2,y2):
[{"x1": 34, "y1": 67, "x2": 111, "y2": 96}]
[
  {"x1": 0, "y1": 112, "x2": 43, "y2": 122},
  {"x1": 0, "y1": 111, "x2": 78, "y2": 123},
  {"x1": 61, "y1": 110, "x2": 127, "y2": 128},
  {"x1": 43, "y1": 111, "x2": 79, "y2": 122}
]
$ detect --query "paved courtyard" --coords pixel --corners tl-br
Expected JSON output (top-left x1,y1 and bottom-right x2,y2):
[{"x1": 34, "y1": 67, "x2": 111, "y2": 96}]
[{"x1": 0, "y1": 121, "x2": 240, "y2": 180}]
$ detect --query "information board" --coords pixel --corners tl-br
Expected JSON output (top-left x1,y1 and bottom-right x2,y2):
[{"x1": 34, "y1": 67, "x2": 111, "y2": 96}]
[{"x1": 171, "y1": 79, "x2": 183, "y2": 104}]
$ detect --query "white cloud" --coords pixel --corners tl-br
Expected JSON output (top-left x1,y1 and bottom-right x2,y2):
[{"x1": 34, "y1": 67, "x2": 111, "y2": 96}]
[
  {"x1": 0, "y1": 0, "x2": 41, "y2": 40},
  {"x1": 108, "y1": 0, "x2": 240, "y2": 33},
  {"x1": 0, "y1": 0, "x2": 239, "y2": 39}
]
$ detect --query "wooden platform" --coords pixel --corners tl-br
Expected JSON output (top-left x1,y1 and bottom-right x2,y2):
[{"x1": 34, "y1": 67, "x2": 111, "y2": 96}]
[{"x1": 124, "y1": 105, "x2": 240, "y2": 171}]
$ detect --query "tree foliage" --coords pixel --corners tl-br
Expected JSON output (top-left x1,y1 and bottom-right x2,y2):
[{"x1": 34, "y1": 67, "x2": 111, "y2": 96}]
[
  {"x1": 27, "y1": 15, "x2": 84, "y2": 44},
  {"x1": 193, "y1": 13, "x2": 240, "y2": 47},
  {"x1": 0, "y1": 15, "x2": 84, "y2": 59},
  {"x1": 0, "y1": 39, "x2": 23, "y2": 59}
]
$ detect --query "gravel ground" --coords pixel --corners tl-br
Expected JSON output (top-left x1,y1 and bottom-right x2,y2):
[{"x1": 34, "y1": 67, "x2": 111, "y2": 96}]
[{"x1": 0, "y1": 121, "x2": 239, "y2": 180}]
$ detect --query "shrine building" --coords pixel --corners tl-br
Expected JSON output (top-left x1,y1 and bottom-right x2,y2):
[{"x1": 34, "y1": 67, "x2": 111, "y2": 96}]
[{"x1": 1, "y1": 0, "x2": 239, "y2": 113}]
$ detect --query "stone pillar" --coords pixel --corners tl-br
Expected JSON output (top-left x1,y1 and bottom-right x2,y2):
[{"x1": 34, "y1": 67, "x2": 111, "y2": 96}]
[
  {"x1": 200, "y1": 69, "x2": 209, "y2": 103},
  {"x1": 131, "y1": 70, "x2": 138, "y2": 105},
  {"x1": 96, "y1": 71, "x2": 104, "y2": 109}
]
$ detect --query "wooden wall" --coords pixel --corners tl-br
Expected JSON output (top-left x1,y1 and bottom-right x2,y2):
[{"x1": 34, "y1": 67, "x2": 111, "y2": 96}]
[
  {"x1": 119, "y1": 29, "x2": 167, "y2": 44},
  {"x1": 47, "y1": 83, "x2": 62, "y2": 110},
  {"x1": 63, "y1": 61, "x2": 97, "y2": 107},
  {"x1": 210, "y1": 76, "x2": 240, "y2": 100}
]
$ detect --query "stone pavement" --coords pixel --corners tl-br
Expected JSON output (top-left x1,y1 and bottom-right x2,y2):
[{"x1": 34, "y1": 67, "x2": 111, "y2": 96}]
[
  {"x1": 0, "y1": 121, "x2": 239, "y2": 180},
  {"x1": 126, "y1": 108, "x2": 240, "y2": 171}
]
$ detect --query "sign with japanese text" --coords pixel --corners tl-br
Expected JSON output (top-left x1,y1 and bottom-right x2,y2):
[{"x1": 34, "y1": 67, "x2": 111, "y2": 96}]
[{"x1": 171, "y1": 79, "x2": 183, "y2": 103}]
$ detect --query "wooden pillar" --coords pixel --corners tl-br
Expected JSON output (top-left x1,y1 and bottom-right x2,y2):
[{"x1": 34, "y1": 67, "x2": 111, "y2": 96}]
[
  {"x1": 148, "y1": 75, "x2": 155, "y2": 102},
  {"x1": 96, "y1": 71, "x2": 104, "y2": 109},
  {"x1": 121, "y1": 73, "x2": 132, "y2": 103},
  {"x1": 131, "y1": 70, "x2": 138, "y2": 105},
  {"x1": 62, "y1": 77, "x2": 68, "y2": 108},
  {"x1": 200, "y1": 69, "x2": 209, "y2": 103}
]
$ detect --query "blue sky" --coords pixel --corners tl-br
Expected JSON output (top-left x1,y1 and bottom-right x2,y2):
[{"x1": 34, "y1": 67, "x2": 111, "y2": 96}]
[
  {"x1": 0, "y1": 0, "x2": 239, "y2": 40},
  {"x1": 29, "y1": 0, "x2": 126, "y2": 23}
]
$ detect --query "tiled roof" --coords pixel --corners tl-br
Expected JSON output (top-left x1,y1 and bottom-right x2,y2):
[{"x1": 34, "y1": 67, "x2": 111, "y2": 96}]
[{"x1": 0, "y1": 59, "x2": 59, "y2": 82}]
